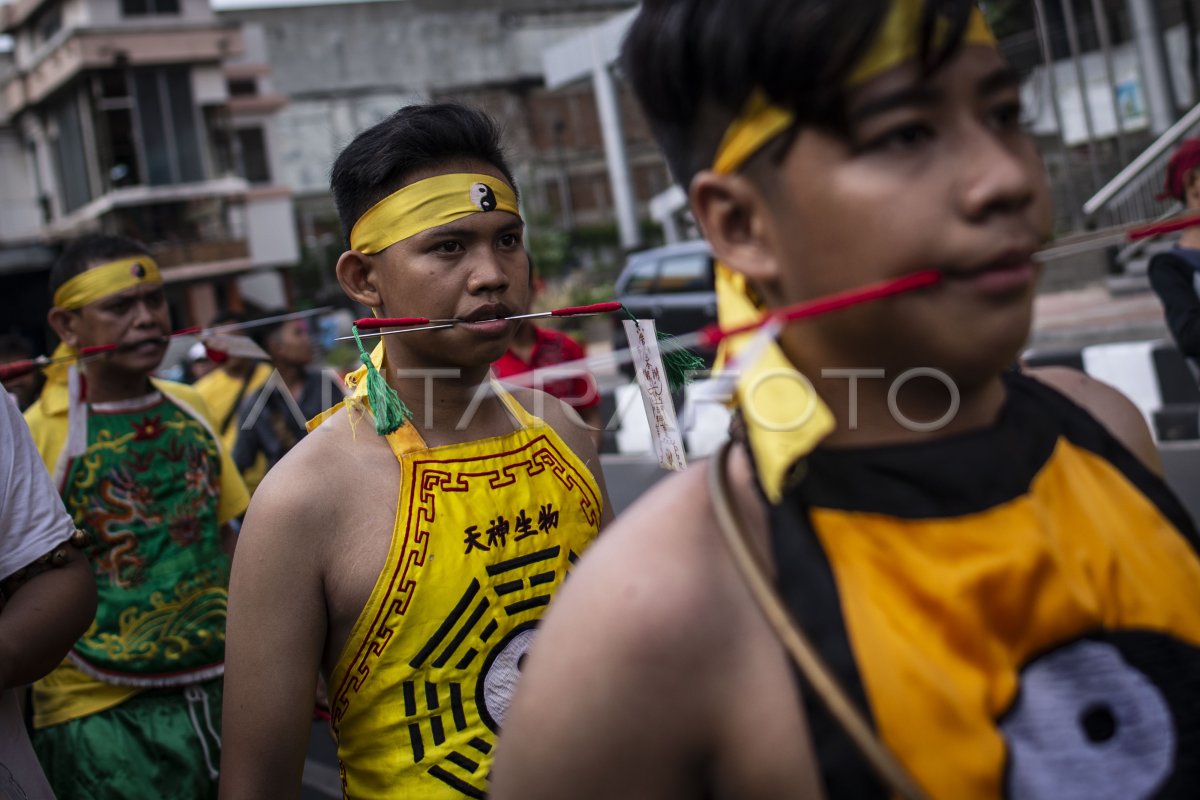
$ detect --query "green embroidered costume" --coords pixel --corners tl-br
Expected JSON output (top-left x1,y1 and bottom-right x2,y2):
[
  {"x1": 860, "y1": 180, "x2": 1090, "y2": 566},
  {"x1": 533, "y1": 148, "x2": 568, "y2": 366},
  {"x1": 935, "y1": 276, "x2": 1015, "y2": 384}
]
[
  {"x1": 25, "y1": 382, "x2": 248, "y2": 799},
  {"x1": 62, "y1": 394, "x2": 229, "y2": 685}
]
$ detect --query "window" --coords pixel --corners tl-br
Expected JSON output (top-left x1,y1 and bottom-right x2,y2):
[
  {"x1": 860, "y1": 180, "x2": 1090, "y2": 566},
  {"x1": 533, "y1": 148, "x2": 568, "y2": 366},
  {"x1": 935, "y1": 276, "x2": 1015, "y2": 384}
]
[
  {"x1": 131, "y1": 67, "x2": 204, "y2": 185},
  {"x1": 227, "y1": 78, "x2": 257, "y2": 97},
  {"x1": 32, "y1": 5, "x2": 62, "y2": 46},
  {"x1": 656, "y1": 253, "x2": 713, "y2": 293},
  {"x1": 620, "y1": 259, "x2": 658, "y2": 295},
  {"x1": 204, "y1": 107, "x2": 235, "y2": 178},
  {"x1": 96, "y1": 108, "x2": 142, "y2": 188},
  {"x1": 27, "y1": 142, "x2": 51, "y2": 224},
  {"x1": 121, "y1": 0, "x2": 179, "y2": 16},
  {"x1": 89, "y1": 67, "x2": 207, "y2": 194},
  {"x1": 49, "y1": 92, "x2": 92, "y2": 213},
  {"x1": 235, "y1": 127, "x2": 271, "y2": 184},
  {"x1": 93, "y1": 70, "x2": 142, "y2": 190},
  {"x1": 97, "y1": 69, "x2": 130, "y2": 100}
]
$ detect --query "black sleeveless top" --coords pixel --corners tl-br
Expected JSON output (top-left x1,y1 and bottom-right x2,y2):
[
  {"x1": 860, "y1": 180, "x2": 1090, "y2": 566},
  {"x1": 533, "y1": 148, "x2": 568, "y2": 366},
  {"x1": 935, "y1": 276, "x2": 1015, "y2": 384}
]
[{"x1": 762, "y1": 371, "x2": 1200, "y2": 798}]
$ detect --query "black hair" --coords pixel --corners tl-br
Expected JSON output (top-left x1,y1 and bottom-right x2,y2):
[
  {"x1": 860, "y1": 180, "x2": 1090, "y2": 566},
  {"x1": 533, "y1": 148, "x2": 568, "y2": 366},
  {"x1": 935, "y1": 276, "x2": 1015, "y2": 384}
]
[
  {"x1": 49, "y1": 233, "x2": 152, "y2": 300},
  {"x1": 622, "y1": 0, "x2": 977, "y2": 186},
  {"x1": 330, "y1": 103, "x2": 519, "y2": 248},
  {"x1": 248, "y1": 315, "x2": 285, "y2": 352}
]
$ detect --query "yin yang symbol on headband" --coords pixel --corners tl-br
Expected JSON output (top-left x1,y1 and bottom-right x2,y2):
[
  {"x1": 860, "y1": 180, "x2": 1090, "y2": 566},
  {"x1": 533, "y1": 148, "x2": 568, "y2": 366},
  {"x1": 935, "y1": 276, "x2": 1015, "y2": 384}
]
[{"x1": 471, "y1": 183, "x2": 498, "y2": 212}]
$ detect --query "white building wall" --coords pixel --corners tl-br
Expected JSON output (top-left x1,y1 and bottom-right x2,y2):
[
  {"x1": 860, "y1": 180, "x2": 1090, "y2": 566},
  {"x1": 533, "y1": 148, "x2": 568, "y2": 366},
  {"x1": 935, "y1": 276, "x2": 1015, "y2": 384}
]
[
  {"x1": 84, "y1": 0, "x2": 122, "y2": 27},
  {"x1": 272, "y1": 92, "x2": 417, "y2": 195},
  {"x1": 236, "y1": 268, "x2": 287, "y2": 309},
  {"x1": 63, "y1": 0, "x2": 92, "y2": 29},
  {"x1": 228, "y1": 21, "x2": 269, "y2": 66},
  {"x1": 245, "y1": 191, "x2": 299, "y2": 266},
  {"x1": 225, "y1": 2, "x2": 618, "y2": 98},
  {"x1": 16, "y1": 114, "x2": 61, "y2": 221},
  {"x1": 0, "y1": 130, "x2": 42, "y2": 242},
  {"x1": 218, "y1": 1, "x2": 631, "y2": 198},
  {"x1": 1023, "y1": 23, "x2": 1200, "y2": 146},
  {"x1": 193, "y1": 64, "x2": 229, "y2": 105},
  {"x1": 180, "y1": 0, "x2": 216, "y2": 22}
]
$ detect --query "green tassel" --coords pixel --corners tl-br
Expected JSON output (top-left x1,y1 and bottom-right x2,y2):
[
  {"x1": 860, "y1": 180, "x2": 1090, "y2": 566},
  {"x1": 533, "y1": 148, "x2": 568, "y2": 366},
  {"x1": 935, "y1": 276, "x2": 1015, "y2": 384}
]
[
  {"x1": 352, "y1": 325, "x2": 413, "y2": 435},
  {"x1": 621, "y1": 305, "x2": 706, "y2": 394},
  {"x1": 658, "y1": 330, "x2": 707, "y2": 393}
]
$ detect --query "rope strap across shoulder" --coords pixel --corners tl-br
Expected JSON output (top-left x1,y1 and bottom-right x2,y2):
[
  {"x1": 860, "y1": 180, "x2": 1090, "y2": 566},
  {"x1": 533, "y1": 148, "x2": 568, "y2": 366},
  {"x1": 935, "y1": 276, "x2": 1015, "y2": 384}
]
[{"x1": 707, "y1": 440, "x2": 931, "y2": 800}]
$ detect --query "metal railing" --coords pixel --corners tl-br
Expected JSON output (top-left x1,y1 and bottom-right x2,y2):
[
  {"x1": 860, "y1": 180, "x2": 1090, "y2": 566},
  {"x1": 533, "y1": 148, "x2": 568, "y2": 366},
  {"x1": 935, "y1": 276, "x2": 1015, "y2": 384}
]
[{"x1": 1083, "y1": 101, "x2": 1200, "y2": 228}]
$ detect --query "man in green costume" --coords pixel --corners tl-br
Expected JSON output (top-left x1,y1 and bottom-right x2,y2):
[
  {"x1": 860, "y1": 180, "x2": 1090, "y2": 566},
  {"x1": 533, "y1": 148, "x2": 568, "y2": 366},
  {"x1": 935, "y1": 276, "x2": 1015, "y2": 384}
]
[{"x1": 24, "y1": 233, "x2": 249, "y2": 798}]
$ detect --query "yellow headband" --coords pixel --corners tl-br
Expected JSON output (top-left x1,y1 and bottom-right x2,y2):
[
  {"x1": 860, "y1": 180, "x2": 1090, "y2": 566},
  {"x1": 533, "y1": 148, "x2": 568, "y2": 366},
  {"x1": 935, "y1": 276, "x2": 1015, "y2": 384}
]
[
  {"x1": 712, "y1": 1, "x2": 995, "y2": 176},
  {"x1": 851, "y1": 0, "x2": 995, "y2": 85},
  {"x1": 350, "y1": 173, "x2": 521, "y2": 255},
  {"x1": 53, "y1": 256, "x2": 162, "y2": 311},
  {"x1": 713, "y1": 91, "x2": 795, "y2": 176}
]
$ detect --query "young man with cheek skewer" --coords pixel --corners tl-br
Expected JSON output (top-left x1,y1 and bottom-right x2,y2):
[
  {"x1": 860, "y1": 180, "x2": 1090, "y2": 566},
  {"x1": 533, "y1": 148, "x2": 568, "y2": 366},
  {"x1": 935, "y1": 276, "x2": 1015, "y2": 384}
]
[{"x1": 491, "y1": 2, "x2": 1200, "y2": 799}]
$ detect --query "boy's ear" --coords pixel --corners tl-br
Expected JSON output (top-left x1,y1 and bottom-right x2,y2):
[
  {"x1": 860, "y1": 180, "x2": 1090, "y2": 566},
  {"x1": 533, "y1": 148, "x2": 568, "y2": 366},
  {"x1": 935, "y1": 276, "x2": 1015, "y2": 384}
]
[
  {"x1": 47, "y1": 307, "x2": 82, "y2": 350},
  {"x1": 1187, "y1": 168, "x2": 1200, "y2": 206},
  {"x1": 335, "y1": 250, "x2": 384, "y2": 311},
  {"x1": 689, "y1": 171, "x2": 782, "y2": 285}
]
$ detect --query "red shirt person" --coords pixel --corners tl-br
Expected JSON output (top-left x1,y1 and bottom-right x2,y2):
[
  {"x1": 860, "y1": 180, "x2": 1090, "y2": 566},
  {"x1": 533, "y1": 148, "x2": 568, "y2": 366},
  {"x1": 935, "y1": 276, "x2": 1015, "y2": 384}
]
[{"x1": 494, "y1": 322, "x2": 602, "y2": 442}]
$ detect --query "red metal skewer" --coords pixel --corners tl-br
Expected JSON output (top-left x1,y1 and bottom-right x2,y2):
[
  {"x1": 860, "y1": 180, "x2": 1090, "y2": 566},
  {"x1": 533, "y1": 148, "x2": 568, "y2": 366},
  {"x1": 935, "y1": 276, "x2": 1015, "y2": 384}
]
[
  {"x1": 356, "y1": 302, "x2": 625, "y2": 330},
  {"x1": 353, "y1": 317, "x2": 438, "y2": 329},
  {"x1": 0, "y1": 360, "x2": 37, "y2": 382},
  {"x1": 1, "y1": 311, "x2": 323, "y2": 384},
  {"x1": 549, "y1": 301, "x2": 623, "y2": 317},
  {"x1": 0, "y1": 343, "x2": 119, "y2": 382},
  {"x1": 696, "y1": 269, "x2": 943, "y2": 348},
  {"x1": 1127, "y1": 212, "x2": 1200, "y2": 241}
]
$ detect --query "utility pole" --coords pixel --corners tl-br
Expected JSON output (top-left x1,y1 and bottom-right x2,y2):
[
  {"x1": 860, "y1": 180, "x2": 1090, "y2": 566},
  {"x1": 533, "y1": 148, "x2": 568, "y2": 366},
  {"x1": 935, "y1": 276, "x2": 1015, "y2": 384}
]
[
  {"x1": 1128, "y1": 0, "x2": 1179, "y2": 134},
  {"x1": 543, "y1": 9, "x2": 644, "y2": 254}
]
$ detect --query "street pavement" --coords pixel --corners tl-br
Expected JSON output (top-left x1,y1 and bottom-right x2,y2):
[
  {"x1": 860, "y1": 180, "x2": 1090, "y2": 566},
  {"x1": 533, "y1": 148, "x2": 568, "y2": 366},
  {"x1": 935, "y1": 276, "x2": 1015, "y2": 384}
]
[{"x1": 302, "y1": 720, "x2": 341, "y2": 799}]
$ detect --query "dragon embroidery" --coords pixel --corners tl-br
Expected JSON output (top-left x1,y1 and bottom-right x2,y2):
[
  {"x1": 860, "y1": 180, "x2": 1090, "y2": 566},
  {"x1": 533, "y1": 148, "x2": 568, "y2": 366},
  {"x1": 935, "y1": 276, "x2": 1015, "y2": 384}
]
[{"x1": 88, "y1": 467, "x2": 159, "y2": 588}]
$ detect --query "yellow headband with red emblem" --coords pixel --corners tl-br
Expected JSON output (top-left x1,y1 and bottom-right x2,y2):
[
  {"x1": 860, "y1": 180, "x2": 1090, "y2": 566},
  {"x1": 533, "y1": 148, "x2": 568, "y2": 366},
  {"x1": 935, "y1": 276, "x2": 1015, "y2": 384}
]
[
  {"x1": 350, "y1": 173, "x2": 520, "y2": 255},
  {"x1": 53, "y1": 256, "x2": 162, "y2": 311}
]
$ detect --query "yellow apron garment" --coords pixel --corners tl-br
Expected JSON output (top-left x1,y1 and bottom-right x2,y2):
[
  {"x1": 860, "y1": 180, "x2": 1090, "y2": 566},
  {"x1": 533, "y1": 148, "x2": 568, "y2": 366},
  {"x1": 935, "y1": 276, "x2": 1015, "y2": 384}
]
[
  {"x1": 759, "y1": 370, "x2": 1200, "y2": 799},
  {"x1": 327, "y1": 383, "x2": 602, "y2": 799}
]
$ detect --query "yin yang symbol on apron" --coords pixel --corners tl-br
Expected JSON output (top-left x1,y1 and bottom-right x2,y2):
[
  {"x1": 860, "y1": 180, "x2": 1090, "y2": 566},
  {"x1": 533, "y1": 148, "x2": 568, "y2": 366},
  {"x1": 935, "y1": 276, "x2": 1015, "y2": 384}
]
[{"x1": 998, "y1": 631, "x2": 1200, "y2": 799}]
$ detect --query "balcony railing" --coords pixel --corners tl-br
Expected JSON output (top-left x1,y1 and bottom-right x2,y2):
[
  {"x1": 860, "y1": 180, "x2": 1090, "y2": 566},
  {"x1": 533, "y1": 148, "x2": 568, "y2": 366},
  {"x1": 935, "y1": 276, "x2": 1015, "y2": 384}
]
[{"x1": 152, "y1": 239, "x2": 249, "y2": 268}]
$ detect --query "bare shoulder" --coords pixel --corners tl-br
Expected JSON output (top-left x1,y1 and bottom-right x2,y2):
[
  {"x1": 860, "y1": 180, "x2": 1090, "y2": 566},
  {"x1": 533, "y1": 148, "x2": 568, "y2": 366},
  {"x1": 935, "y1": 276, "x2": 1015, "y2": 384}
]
[
  {"x1": 1025, "y1": 366, "x2": 1163, "y2": 475},
  {"x1": 491, "y1": 449, "x2": 805, "y2": 799},
  {"x1": 532, "y1": 453, "x2": 760, "y2": 689},
  {"x1": 497, "y1": 465, "x2": 730, "y2": 775}
]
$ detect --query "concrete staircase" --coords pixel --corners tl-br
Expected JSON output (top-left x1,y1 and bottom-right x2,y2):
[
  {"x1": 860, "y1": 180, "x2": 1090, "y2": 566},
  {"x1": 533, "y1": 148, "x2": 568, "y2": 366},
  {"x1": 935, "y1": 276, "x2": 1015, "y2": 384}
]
[{"x1": 1029, "y1": 225, "x2": 1171, "y2": 352}]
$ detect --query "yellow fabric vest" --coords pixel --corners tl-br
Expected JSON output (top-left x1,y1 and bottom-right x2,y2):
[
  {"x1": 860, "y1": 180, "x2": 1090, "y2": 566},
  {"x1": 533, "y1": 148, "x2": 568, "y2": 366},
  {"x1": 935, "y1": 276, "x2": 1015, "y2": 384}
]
[
  {"x1": 328, "y1": 385, "x2": 602, "y2": 799},
  {"x1": 763, "y1": 371, "x2": 1200, "y2": 799},
  {"x1": 193, "y1": 362, "x2": 273, "y2": 492}
]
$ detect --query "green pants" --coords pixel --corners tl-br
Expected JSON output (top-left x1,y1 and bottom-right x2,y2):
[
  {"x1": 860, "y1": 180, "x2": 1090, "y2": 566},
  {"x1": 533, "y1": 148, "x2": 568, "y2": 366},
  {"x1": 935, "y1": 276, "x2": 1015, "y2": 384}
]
[{"x1": 32, "y1": 679, "x2": 223, "y2": 800}]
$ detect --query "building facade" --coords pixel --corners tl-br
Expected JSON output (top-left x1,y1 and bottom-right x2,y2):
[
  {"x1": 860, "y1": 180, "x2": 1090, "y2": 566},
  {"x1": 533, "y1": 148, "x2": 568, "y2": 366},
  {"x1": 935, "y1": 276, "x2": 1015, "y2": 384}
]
[
  {"x1": 216, "y1": 0, "x2": 669, "y2": 280},
  {"x1": 0, "y1": 0, "x2": 299, "y2": 346}
]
